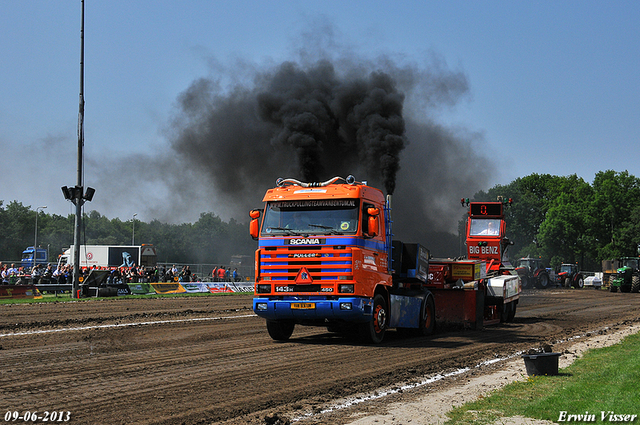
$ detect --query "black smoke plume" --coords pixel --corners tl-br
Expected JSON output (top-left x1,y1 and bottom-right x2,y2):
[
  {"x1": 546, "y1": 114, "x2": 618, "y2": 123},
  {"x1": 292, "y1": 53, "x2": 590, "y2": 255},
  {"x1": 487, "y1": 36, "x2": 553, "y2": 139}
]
[
  {"x1": 255, "y1": 61, "x2": 405, "y2": 194},
  {"x1": 89, "y1": 31, "x2": 495, "y2": 256}
]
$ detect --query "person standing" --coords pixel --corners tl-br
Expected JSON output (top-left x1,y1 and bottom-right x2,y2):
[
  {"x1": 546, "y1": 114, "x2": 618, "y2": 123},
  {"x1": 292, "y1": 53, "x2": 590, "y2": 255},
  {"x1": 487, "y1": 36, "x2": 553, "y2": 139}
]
[
  {"x1": 217, "y1": 266, "x2": 226, "y2": 281},
  {"x1": 212, "y1": 266, "x2": 218, "y2": 282}
]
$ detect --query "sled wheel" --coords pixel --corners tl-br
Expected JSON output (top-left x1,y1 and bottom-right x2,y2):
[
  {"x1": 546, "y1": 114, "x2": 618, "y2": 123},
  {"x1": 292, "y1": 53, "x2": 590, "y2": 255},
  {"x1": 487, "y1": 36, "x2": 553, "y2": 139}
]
[{"x1": 507, "y1": 302, "x2": 517, "y2": 322}]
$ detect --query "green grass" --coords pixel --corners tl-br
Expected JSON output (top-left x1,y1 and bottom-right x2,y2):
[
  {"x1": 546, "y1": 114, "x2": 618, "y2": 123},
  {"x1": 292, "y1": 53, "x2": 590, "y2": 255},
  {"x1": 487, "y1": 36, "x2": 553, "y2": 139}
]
[{"x1": 446, "y1": 332, "x2": 640, "y2": 424}]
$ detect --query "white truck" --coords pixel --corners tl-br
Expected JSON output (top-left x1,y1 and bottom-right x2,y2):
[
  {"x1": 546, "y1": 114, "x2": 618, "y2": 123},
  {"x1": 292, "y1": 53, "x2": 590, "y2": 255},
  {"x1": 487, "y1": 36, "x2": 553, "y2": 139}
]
[{"x1": 57, "y1": 245, "x2": 157, "y2": 269}]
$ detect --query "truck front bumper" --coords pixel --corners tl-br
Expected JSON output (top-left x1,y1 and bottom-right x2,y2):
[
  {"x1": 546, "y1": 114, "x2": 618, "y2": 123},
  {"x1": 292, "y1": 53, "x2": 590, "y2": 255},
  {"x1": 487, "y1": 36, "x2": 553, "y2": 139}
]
[{"x1": 253, "y1": 296, "x2": 373, "y2": 323}]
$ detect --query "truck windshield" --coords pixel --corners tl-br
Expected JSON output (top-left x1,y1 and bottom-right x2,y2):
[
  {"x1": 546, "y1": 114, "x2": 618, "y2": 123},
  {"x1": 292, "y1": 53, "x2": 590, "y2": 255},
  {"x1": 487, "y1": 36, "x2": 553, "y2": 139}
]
[
  {"x1": 261, "y1": 199, "x2": 359, "y2": 236},
  {"x1": 469, "y1": 218, "x2": 500, "y2": 236},
  {"x1": 560, "y1": 264, "x2": 573, "y2": 273}
]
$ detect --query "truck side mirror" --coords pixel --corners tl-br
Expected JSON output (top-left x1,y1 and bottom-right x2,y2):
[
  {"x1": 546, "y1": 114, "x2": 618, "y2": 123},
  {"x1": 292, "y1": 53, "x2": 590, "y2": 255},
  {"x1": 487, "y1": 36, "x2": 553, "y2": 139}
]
[
  {"x1": 367, "y1": 207, "x2": 380, "y2": 238},
  {"x1": 249, "y1": 209, "x2": 261, "y2": 240}
]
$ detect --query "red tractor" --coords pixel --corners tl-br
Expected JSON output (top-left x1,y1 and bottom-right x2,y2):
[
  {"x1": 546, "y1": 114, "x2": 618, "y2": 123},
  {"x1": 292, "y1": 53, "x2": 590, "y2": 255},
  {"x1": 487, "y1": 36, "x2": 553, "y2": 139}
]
[
  {"x1": 556, "y1": 263, "x2": 584, "y2": 289},
  {"x1": 515, "y1": 257, "x2": 552, "y2": 289}
]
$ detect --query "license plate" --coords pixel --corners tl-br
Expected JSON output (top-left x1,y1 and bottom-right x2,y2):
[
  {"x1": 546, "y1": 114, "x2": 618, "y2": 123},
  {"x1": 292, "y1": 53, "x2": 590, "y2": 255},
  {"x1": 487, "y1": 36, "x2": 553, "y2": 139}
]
[{"x1": 291, "y1": 303, "x2": 315, "y2": 309}]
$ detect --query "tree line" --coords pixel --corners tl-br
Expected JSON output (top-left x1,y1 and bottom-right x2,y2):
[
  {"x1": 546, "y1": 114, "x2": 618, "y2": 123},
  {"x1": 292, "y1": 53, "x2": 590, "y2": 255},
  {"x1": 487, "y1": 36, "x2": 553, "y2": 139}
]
[
  {"x1": 468, "y1": 170, "x2": 640, "y2": 271},
  {"x1": 0, "y1": 205, "x2": 257, "y2": 267},
  {"x1": 2, "y1": 170, "x2": 639, "y2": 271}
]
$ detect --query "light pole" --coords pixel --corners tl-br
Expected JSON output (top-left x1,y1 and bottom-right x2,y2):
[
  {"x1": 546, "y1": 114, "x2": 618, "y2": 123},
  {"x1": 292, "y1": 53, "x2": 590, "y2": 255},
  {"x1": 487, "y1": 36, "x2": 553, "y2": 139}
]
[
  {"x1": 34, "y1": 206, "x2": 47, "y2": 270},
  {"x1": 60, "y1": 0, "x2": 96, "y2": 299},
  {"x1": 132, "y1": 213, "x2": 138, "y2": 245}
]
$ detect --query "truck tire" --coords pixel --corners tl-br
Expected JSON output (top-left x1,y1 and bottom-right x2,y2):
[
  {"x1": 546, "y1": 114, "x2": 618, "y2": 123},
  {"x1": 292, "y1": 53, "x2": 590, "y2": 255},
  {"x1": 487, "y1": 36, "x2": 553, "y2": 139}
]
[
  {"x1": 520, "y1": 275, "x2": 531, "y2": 289},
  {"x1": 574, "y1": 277, "x2": 584, "y2": 289},
  {"x1": 359, "y1": 294, "x2": 387, "y2": 344},
  {"x1": 563, "y1": 277, "x2": 571, "y2": 288},
  {"x1": 631, "y1": 276, "x2": 640, "y2": 293},
  {"x1": 266, "y1": 320, "x2": 295, "y2": 341},
  {"x1": 536, "y1": 273, "x2": 550, "y2": 289},
  {"x1": 416, "y1": 295, "x2": 436, "y2": 336},
  {"x1": 610, "y1": 284, "x2": 618, "y2": 293}
]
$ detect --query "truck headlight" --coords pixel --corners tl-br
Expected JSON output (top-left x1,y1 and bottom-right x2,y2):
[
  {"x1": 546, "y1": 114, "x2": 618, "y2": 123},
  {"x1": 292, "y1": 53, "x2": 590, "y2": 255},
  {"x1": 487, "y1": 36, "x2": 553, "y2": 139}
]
[
  {"x1": 339, "y1": 302, "x2": 352, "y2": 310},
  {"x1": 339, "y1": 284, "x2": 354, "y2": 293},
  {"x1": 256, "y1": 303, "x2": 268, "y2": 311},
  {"x1": 256, "y1": 284, "x2": 271, "y2": 293}
]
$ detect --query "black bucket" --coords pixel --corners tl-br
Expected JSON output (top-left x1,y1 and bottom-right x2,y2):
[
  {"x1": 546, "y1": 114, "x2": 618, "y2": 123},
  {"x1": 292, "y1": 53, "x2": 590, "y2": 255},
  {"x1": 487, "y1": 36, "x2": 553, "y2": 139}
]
[{"x1": 522, "y1": 352, "x2": 561, "y2": 376}]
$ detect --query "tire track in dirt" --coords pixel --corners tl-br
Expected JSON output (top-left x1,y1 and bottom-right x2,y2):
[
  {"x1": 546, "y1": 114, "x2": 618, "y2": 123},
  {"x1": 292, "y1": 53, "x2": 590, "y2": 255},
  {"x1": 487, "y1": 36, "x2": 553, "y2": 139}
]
[{"x1": 1, "y1": 290, "x2": 639, "y2": 424}]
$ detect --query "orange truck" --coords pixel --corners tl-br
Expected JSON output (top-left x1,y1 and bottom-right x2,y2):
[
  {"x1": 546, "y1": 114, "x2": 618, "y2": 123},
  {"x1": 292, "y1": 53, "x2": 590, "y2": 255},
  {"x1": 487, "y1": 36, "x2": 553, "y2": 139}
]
[{"x1": 250, "y1": 176, "x2": 519, "y2": 343}]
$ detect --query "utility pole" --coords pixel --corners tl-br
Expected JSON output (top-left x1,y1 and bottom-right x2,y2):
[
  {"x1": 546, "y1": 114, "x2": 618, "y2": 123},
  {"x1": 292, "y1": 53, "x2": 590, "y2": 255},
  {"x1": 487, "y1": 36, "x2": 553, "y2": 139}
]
[
  {"x1": 132, "y1": 213, "x2": 137, "y2": 245},
  {"x1": 34, "y1": 206, "x2": 47, "y2": 270},
  {"x1": 62, "y1": 0, "x2": 94, "y2": 298}
]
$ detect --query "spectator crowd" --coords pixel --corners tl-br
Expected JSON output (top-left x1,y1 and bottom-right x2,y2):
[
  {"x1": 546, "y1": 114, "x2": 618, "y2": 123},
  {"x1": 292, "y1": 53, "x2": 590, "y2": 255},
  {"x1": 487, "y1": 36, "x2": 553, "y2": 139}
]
[{"x1": 1, "y1": 262, "x2": 242, "y2": 285}]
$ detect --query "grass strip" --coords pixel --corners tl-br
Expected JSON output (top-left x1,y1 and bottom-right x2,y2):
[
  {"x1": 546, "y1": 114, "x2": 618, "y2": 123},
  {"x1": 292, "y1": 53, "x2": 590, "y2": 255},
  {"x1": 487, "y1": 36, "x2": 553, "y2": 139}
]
[{"x1": 446, "y1": 331, "x2": 640, "y2": 424}]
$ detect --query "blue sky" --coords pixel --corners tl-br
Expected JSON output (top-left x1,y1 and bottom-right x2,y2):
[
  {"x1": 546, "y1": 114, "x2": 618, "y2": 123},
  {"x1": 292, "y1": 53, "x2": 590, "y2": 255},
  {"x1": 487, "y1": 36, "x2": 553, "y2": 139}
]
[{"x1": 1, "y1": 1, "x2": 639, "y2": 228}]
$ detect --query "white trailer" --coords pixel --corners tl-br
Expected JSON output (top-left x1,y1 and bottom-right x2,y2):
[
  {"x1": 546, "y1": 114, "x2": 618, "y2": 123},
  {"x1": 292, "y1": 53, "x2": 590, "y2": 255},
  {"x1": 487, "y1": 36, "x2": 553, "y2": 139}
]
[{"x1": 58, "y1": 245, "x2": 157, "y2": 269}]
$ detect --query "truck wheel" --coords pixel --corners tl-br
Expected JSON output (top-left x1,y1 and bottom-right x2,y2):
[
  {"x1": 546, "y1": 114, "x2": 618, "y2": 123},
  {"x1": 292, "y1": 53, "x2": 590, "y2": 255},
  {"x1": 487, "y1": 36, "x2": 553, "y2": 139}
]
[
  {"x1": 563, "y1": 277, "x2": 571, "y2": 288},
  {"x1": 521, "y1": 275, "x2": 531, "y2": 289},
  {"x1": 609, "y1": 285, "x2": 618, "y2": 293},
  {"x1": 631, "y1": 276, "x2": 640, "y2": 293},
  {"x1": 360, "y1": 294, "x2": 387, "y2": 344},
  {"x1": 574, "y1": 277, "x2": 584, "y2": 289},
  {"x1": 416, "y1": 295, "x2": 436, "y2": 336},
  {"x1": 266, "y1": 320, "x2": 295, "y2": 341},
  {"x1": 536, "y1": 273, "x2": 550, "y2": 289}
]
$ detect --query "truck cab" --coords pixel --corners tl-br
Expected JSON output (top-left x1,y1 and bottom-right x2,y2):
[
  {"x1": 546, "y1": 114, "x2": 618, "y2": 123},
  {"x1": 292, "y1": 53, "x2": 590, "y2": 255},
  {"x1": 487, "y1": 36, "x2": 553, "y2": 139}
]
[
  {"x1": 21, "y1": 246, "x2": 48, "y2": 270},
  {"x1": 250, "y1": 176, "x2": 434, "y2": 343}
]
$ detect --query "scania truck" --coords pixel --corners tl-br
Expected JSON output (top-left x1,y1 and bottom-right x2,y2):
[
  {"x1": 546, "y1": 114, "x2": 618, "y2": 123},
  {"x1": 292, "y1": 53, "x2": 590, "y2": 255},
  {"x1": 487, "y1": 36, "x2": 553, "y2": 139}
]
[{"x1": 250, "y1": 176, "x2": 520, "y2": 343}]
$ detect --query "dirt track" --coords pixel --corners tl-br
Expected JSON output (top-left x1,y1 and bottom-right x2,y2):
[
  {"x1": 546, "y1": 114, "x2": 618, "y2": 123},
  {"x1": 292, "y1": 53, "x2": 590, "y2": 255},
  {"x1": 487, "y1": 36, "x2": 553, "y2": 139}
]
[{"x1": 1, "y1": 288, "x2": 639, "y2": 425}]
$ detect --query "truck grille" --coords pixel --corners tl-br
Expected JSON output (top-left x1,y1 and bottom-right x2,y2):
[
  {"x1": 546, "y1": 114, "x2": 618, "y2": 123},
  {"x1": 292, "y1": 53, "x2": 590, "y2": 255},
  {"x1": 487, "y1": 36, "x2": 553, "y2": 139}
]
[{"x1": 259, "y1": 246, "x2": 352, "y2": 281}]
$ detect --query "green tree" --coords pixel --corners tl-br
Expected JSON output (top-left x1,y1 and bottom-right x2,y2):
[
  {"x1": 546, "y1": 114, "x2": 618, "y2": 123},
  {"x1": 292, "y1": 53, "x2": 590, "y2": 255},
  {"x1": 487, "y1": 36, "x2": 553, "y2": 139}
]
[
  {"x1": 591, "y1": 170, "x2": 640, "y2": 259},
  {"x1": 536, "y1": 175, "x2": 595, "y2": 269},
  {"x1": 0, "y1": 201, "x2": 36, "y2": 261}
]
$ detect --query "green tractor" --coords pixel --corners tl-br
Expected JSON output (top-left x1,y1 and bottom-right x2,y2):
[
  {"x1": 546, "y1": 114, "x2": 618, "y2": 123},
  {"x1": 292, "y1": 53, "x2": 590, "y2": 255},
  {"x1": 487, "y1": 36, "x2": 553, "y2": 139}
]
[{"x1": 609, "y1": 257, "x2": 640, "y2": 293}]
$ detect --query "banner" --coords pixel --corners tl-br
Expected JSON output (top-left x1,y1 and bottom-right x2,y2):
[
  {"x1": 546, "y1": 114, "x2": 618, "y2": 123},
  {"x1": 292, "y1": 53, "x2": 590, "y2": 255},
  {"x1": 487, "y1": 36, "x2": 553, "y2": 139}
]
[
  {"x1": 127, "y1": 283, "x2": 156, "y2": 295},
  {"x1": 206, "y1": 282, "x2": 253, "y2": 293},
  {"x1": 207, "y1": 283, "x2": 234, "y2": 293},
  {"x1": 150, "y1": 283, "x2": 187, "y2": 294},
  {"x1": 0, "y1": 285, "x2": 43, "y2": 299}
]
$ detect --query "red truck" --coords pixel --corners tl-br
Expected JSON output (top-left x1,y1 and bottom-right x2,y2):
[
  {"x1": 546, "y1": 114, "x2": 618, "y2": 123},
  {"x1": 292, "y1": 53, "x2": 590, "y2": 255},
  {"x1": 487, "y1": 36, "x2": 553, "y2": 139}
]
[{"x1": 250, "y1": 176, "x2": 520, "y2": 343}]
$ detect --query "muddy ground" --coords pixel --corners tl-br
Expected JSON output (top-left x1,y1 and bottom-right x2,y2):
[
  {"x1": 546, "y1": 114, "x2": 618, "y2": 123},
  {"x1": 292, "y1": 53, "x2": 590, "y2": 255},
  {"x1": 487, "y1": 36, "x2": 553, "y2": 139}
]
[{"x1": 1, "y1": 288, "x2": 639, "y2": 425}]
